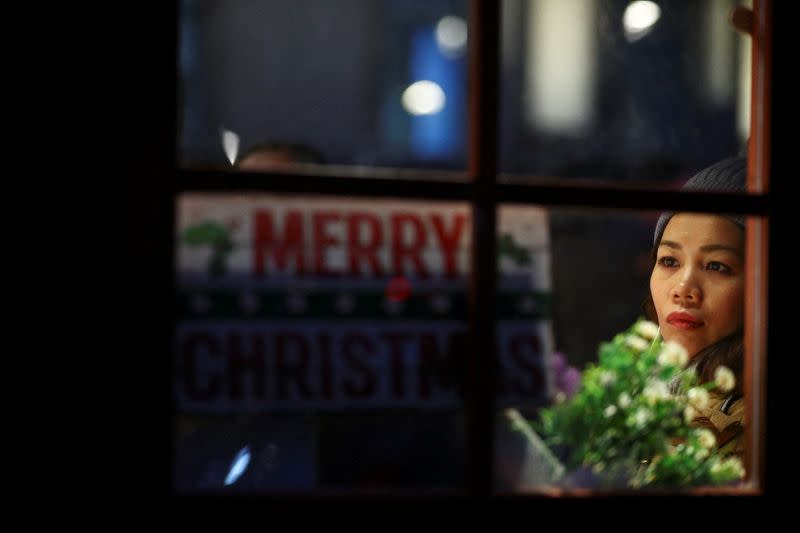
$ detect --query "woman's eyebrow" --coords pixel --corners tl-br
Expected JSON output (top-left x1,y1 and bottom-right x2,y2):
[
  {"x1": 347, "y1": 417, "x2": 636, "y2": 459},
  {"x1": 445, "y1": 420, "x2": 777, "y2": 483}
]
[
  {"x1": 658, "y1": 240, "x2": 743, "y2": 257},
  {"x1": 700, "y1": 244, "x2": 744, "y2": 257}
]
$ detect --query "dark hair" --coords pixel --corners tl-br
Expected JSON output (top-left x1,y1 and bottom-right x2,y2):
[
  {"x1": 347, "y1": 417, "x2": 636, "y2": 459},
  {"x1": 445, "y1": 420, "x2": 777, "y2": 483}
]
[
  {"x1": 692, "y1": 330, "x2": 744, "y2": 396},
  {"x1": 236, "y1": 141, "x2": 325, "y2": 166}
]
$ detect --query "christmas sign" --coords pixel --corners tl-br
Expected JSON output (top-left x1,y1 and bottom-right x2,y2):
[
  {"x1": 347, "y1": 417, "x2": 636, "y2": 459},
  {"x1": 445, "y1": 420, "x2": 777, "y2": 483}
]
[{"x1": 176, "y1": 194, "x2": 555, "y2": 411}]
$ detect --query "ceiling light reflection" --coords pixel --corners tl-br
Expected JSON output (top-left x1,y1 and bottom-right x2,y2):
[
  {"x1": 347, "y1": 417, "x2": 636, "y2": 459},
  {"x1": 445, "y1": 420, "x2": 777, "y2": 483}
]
[
  {"x1": 623, "y1": 1, "x2": 661, "y2": 42},
  {"x1": 221, "y1": 127, "x2": 240, "y2": 165},
  {"x1": 402, "y1": 80, "x2": 446, "y2": 115},
  {"x1": 435, "y1": 15, "x2": 467, "y2": 57}
]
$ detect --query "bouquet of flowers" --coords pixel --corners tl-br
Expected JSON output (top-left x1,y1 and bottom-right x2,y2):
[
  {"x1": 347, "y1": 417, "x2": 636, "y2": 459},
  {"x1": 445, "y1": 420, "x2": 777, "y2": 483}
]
[{"x1": 508, "y1": 319, "x2": 746, "y2": 489}]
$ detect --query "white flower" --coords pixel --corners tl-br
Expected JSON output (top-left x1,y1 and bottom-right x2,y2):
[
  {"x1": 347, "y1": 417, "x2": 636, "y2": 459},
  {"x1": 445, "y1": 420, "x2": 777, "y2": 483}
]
[
  {"x1": 618, "y1": 392, "x2": 632, "y2": 408},
  {"x1": 714, "y1": 366, "x2": 736, "y2": 393},
  {"x1": 687, "y1": 387, "x2": 710, "y2": 409},
  {"x1": 684, "y1": 405, "x2": 697, "y2": 423},
  {"x1": 724, "y1": 457, "x2": 746, "y2": 478},
  {"x1": 710, "y1": 457, "x2": 746, "y2": 479},
  {"x1": 629, "y1": 407, "x2": 652, "y2": 428},
  {"x1": 599, "y1": 370, "x2": 617, "y2": 387},
  {"x1": 642, "y1": 380, "x2": 670, "y2": 405},
  {"x1": 634, "y1": 320, "x2": 660, "y2": 340},
  {"x1": 554, "y1": 392, "x2": 566, "y2": 404},
  {"x1": 604, "y1": 405, "x2": 618, "y2": 418},
  {"x1": 625, "y1": 335, "x2": 649, "y2": 352},
  {"x1": 696, "y1": 429, "x2": 716, "y2": 449},
  {"x1": 657, "y1": 341, "x2": 689, "y2": 368},
  {"x1": 695, "y1": 448, "x2": 709, "y2": 460}
]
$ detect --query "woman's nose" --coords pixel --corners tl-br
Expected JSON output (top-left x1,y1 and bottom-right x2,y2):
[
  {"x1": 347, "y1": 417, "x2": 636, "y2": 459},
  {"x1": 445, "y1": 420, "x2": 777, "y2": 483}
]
[{"x1": 670, "y1": 276, "x2": 702, "y2": 305}]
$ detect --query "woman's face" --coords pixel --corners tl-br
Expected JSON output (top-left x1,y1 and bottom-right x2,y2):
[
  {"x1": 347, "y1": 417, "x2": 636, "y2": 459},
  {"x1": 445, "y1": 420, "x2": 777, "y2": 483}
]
[{"x1": 649, "y1": 213, "x2": 745, "y2": 359}]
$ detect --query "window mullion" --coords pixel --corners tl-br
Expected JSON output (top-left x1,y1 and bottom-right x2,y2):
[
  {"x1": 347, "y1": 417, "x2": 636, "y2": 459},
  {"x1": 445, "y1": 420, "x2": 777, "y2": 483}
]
[{"x1": 466, "y1": 0, "x2": 500, "y2": 500}]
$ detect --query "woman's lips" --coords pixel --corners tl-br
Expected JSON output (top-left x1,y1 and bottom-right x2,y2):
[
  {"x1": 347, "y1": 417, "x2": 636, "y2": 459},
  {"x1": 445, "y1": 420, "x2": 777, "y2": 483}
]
[{"x1": 666, "y1": 312, "x2": 703, "y2": 330}]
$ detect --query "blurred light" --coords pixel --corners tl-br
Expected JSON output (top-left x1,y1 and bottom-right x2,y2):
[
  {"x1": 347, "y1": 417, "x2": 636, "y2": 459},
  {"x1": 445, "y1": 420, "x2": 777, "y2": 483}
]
[
  {"x1": 224, "y1": 446, "x2": 251, "y2": 486},
  {"x1": 736, "y1": 0, "x2": 752, "y2": 142},
  {"x1": 407, "y1": 26, "x2": 464, "y2": 159},
  {"x1": 704, "y1": 0, "x2": 735, "y2": 106},
  {"x1": 435, "y1": 16, "x2": 467, "y2": 57},
  {"x1": 402, "y1": 80, "x2": 446, "y2": 115},
  {"x1": 526, "y1": 0, "x2": 595, "y2": 134},
  {"x1": 221, "y1": 127, "x2": 240, "y2": 165},
  {"x1": 623, "y1": 1, "x2": 661, "y2": 42}
]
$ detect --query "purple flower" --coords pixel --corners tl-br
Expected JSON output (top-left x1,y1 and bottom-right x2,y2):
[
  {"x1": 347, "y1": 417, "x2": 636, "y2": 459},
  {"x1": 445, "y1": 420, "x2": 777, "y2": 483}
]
[
  {"x1": 549, "y1": 351, "x2": 582, "y2": 400},
  {"x1": 560, "y1": 367, "x2": 581, "y2": 399},
  {"x1": 550, "y1": 352, "x2": 566, "y2": 374}
]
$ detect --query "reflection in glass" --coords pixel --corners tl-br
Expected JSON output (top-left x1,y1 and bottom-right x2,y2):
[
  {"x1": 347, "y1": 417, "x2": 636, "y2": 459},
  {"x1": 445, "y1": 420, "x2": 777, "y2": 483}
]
[
  {"x1": 178, "y1": 0, "x2": 751, "y2": 182},
  {"x1": 174, "y1": 194, "x2": 472, "y2": 492},
  {"x1": 494, "y1": 205, "x2": 757, "y2": 493},
  {"x1": 177, "y1": 0, "x2": 469, "y2": 172},
  {"x1": 500, "y1": 0, "x2": 751, "y2": 186}
]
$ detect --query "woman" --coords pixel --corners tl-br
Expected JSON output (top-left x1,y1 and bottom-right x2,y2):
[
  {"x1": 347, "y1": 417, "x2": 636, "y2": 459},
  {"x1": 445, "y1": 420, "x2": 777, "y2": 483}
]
[{"x1": 643, "y1": 155, "x2": 747, "y2": 459}]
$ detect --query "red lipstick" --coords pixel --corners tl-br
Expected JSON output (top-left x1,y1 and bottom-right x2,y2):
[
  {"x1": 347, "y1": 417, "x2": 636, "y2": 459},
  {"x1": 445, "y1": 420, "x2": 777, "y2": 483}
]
[{"x1": 666, "y1": 311, "x2": 703, "y2": 330}]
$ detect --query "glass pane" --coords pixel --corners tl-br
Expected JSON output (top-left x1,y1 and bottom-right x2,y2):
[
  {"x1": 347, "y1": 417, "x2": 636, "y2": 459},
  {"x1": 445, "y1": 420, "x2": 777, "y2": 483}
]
[
  {"x1": 178, "y1": 0, "x2": 469, "y2": 174},
  {"x1": 499, "y1": 0, "x2": 753, "y2": 188},
  {"x1": 174, "y1": 193, "x2": 470, "y2": 492},
  {"x1": 494, "y1": 205, "x2": 760, "y2": 493}
]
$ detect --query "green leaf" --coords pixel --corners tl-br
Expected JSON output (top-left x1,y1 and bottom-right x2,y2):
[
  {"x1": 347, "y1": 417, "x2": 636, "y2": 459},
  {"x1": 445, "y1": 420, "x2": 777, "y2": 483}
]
[
  {"x1": 497, "y1": 233, "x2": 532, "y2": 266},
  {"x1": 182, "y1": 220, "x2": 230, "y2": 246},
  {"x1": 517, "y1": 318, "x2": 747, "y2": 488}
]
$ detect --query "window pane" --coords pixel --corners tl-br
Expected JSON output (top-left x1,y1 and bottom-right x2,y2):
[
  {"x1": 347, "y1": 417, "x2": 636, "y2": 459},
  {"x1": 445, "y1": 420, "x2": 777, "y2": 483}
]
[
  {"x1": 493, "y1": 205, "x2": 761, "y2": 494},
  {"x1": 500, "y1": 0, "x2": 753, "y2": 188},
  {"x1": 174, "y1": 193, "x2": 470, "y2": 492},
  {"x1": 178, "y1": 0, "x2": 469, "y2": 174}
]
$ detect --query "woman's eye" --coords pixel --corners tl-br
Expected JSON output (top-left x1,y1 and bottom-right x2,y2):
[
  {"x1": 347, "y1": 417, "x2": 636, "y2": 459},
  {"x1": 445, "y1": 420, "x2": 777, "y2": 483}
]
[
  {"x1": 657, "y1": 257, "x2": 678, "y2": 267},
  {"x1": 706, "y1": 261, "x2": 731, "y2": 273}
]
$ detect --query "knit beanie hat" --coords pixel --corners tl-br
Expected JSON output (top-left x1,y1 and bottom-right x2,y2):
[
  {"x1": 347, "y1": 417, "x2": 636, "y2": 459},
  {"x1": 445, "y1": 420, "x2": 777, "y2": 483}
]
[{"x1": 653, "y1": 156, "x2": 747, "y2": 247}]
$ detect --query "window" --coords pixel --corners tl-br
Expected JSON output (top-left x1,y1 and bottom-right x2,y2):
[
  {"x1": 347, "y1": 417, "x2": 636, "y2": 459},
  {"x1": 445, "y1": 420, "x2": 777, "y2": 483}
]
[{"x1": 127, "y1": 0, "x2": 792, "y2": 516}]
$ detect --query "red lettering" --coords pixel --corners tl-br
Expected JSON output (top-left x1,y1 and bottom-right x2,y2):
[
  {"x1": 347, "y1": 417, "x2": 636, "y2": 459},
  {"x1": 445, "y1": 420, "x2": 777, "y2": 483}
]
[
  {"x1": 382, "y1": 332, "x2": 413, "y2": 397},
  {"x1": 431, "y1": 213, "x2": 467, "y2": 278},
  {"x1": 391, "y1": 214, "x2": 428, "y2": 277},
  {"x1": 318, "y1": 333, "x2": 334, "y2": 400},
  {"x1": 347, "y1": 212, "x2": 384, "y2": 276},
  {"x1": 275, "y1": 332, "x2": 312, "y2": 400},
  {"x1": 342, "y1": 333, "x2": 376, "y2": 397},
  {"x1": 181, "y1": 328, "x2": 545, "y2": 407},
  {"x1": 417, "y1": 332, "x2": 464, "y2": 398},
  {"x1": 226, "y1": 333, "x2": 266, "y2": 401},
  {"x1": 253, "y1": 210, "x2": 304, "y2": 275},
  {"x1": 313, "y1": 212, "x2": 341, "y2": 276}
]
